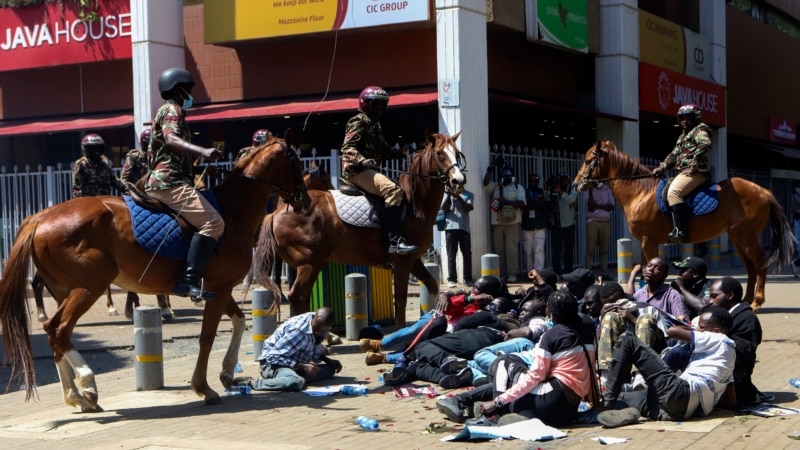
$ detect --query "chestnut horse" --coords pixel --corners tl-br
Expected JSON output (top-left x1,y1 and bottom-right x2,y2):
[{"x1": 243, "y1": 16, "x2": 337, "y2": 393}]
[
  {"x1": 0, "y1": 137, "x2": 310, "y2": 410},
  {"x1": 573, "y1": 140, "x2": 794, "y2": 311},
  {"x1": 254, "y1": 131, "x2": 465, "y2": 327}
]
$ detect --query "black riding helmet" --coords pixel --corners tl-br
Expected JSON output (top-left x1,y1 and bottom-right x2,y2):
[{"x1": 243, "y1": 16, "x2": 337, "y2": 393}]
[
  {"x1": 473, "y1": 276, "x2": 502, "y2": 298},
  {"x1": 158, "y1": 67, "x2": 195, "y2": 99}
]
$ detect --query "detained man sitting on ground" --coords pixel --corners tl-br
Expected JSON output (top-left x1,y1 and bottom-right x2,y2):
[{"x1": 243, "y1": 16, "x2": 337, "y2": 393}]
[
  {"x1": 235, "y1": 307, "x2": 342, "y2": 392},
  {"x1": 598, "y1": 306, "x2": 735, "y2": 428},
  {"x1": 670, "y1": 256, "x2": 713, "y2": 319}
]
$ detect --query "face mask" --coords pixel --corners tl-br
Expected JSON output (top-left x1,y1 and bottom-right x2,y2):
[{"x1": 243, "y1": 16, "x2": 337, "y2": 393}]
[
  {"x1": 545, "y1": 316, "x2": 554, "y2": 328},
  {"x1": 182, "y1": 94, "x2": 193, "y2": 110},
  {"x1": 596, "y1": 182, "x2": 605, "y2": 188}
]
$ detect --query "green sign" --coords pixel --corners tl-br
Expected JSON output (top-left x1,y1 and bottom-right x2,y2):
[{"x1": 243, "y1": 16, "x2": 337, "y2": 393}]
[{"x1": 537, "y1": 0, "x2": 588, "y2": 53}]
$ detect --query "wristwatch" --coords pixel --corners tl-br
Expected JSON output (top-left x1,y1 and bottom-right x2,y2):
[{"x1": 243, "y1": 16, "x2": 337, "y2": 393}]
[{"x1": 494, "y1": 398, "x2": 504, "y2": 409}]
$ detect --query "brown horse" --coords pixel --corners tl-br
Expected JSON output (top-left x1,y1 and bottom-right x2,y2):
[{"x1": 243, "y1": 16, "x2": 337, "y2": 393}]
[
  {"x1": 573, "y1": 140, "x2": 794, "y2": 311},
  {"x1": 0, "y1": 137, "x2": 310, "y2": 410},
  {"x1": 254, "y1": 131, "x2": 465, "y2": 327}
]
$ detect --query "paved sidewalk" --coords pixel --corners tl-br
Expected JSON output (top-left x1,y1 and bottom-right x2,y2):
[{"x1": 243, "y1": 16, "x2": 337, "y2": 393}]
[{"x1": 1, "y1": 267, "x2": 800, "y2": 449}]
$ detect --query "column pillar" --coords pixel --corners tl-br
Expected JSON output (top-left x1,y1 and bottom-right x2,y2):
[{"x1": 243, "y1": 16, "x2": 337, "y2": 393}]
[
  {"x1": 131, "y1": 0, "x2": 186, "y2": 141},
  {"x1": 436, "y1": 0, "x2": 489, "y2": 283}
]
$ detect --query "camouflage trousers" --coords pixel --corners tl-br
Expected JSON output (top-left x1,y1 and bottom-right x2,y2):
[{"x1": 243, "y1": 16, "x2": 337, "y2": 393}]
[{"x1": 597, "y1": 312, "x2": 666, "y2": 372}]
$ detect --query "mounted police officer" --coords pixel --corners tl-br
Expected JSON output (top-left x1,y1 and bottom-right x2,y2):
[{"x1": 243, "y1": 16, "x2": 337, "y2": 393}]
[
  {"x1": 72, "y1": 133, "x2": 127, "y2": 198},
  {"x1": 236, "y1": 128, "x2": 272, "y2": 162},
  {"x1": 653, "y1": 104, "x2": 711, "y2": 243},
  {"x1": 340, "y1": 86, "x2": 417, "y2": 255},
  {"x1": 120, "y1": 128, "x2": 151, "y2": 185},
  {"x1": 146, "y1": 67, "x2": 224, "y2": 301}
]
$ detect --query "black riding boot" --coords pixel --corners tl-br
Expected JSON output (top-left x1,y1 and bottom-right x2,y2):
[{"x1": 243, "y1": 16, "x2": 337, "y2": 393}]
[
  {"x1": 383, "y1": 205, "x2": 418, "y2": 255},
  {"x1": 173, "y1": 233, "x2": 216, "y2": 301},
  {"x1": 668, "y1": 203, "x2": 691, "y2": 243}
]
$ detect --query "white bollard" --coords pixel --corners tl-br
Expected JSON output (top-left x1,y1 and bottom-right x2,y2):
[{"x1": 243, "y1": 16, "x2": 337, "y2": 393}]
[
  {"x1": 345, "y1": 273, "x2": 368, "y2": 341},
  {"x1": 134, "y1": 306, "x2": 163, "y2": 391},
  {"x1": 252, "y1": 288, "x2": 277, "y2": 361},
  {"x1": 616, "y1": 239, "x2": 633, "y2": 286},
  {"x1": 481, "y1": 254, "x2": 500, "y2": 279}
]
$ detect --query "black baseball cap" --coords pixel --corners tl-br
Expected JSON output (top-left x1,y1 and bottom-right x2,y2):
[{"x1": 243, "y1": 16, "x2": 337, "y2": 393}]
[{"x1": 672, "y1": 256, "x2": 708, "y2": 277}]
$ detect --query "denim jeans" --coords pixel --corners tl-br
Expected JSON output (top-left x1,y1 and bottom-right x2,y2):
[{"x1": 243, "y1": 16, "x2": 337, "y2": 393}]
[
  {"x1": 467, "y1": 337, "x2": 536, "y2": 382},
  {"x1": 252, "y1": 362, "x2": 335, "y2": 392},
  {"x1": 381, "y1": 312, "x2": 446, "y2": 350}
]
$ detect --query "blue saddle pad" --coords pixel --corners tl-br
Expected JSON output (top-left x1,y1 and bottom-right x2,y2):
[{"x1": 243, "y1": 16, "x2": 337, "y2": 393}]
[
  {"x1": 656, "y1": 178, "x2": 719, "y2": 216},
  {"x1": 124, "y1": 190, "x2": 220, "y2": 260}
]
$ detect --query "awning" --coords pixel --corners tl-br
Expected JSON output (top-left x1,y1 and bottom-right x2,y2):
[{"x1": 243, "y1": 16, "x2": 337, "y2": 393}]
[
  {"x1": 490, "y1": 93, "x2": 638, "y2": 122},
  {"x1": 0, "y1": 112, "x2": 134, "y2": 137},
  {"x1": 187, "y1": 89, "x2": 438, "y2": 123}
]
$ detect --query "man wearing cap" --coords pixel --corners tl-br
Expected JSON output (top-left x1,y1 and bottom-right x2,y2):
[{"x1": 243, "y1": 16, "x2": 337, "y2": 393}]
[
  {"x1": 559, "y1": 267, "x2": 597, "y2": 301},
  {"x1": 671, "y1": 256, "x2": 713, "y2": 319},
  {"x1": 483, "y1": 161, "x2": 526, "y2": 282}
]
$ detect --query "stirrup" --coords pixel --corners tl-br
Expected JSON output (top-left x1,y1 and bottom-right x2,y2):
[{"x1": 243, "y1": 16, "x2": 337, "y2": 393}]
[{"x1": 668, "y1": 229, "x2": 689, "y2": 244}]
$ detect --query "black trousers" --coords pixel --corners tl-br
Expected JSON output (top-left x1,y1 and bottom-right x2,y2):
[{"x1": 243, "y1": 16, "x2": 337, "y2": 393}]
[
  {"x1": 446, "y1": 229, "x2": 473, "y2": 283},
  {"x1": 551, "y1": 224, "x2": 575, "y2": 272},
  {"x1": 409, "y1": 328, "x2": 503, "y2": 383}
]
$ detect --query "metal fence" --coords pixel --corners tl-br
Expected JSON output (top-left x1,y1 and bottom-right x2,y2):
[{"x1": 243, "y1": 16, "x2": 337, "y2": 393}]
[{"x1": 1, "y1": 145, "x2": 794, "y2": 277}]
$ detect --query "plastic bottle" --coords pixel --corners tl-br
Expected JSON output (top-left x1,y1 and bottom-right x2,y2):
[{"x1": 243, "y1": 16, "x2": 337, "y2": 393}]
[
  {"x1": 235, "y1": 362, "x2": 243, "y2": 373},
  {"x1": 341, "y1": 385, "x2": 368, "y2": 396},
  {"x1": 790, "y1": 378, "x2": 800, "y2": 389},
  {"x1": 357, "y1": 416, "x2": 379, "y2": 431},
  {"x1": 226, "y1": 385, "x2": 252, "y2": 396}
]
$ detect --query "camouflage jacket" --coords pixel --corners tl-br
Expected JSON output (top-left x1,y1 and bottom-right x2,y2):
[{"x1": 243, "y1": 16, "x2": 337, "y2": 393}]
[
  {"x1": 340, "y1": 112, "x2": 401, "y2": 179},
  {"x1": 120, "y1": 149, "x2": 148, "y2": 184},
  {"x1": 146, "y1": 100, "x2": 194, "y2": 191},
  {"x1": 235, "y1": 146, "x2": 255, "y2": 162},
  {"x1": 72, "y1": 155, "x2": 125, "y2": 198},
  {"x1": 658, "y1": 123, "x2": 711, "y2": 174}
]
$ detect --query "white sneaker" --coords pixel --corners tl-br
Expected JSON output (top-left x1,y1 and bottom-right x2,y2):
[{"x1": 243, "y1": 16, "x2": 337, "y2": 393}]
[
  {"x1": 632, "y1": 372, "x2": 647, "y2": 391},
  {"x1": 448, "y1": 281, "x2": 457, "y2": 288},
  {"x1": 507, "y1": 275, "x2": 518, "y2": 283}
]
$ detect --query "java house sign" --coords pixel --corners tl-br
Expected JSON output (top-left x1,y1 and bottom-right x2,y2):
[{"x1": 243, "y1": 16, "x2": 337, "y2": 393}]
[
  {"x1": 639, "y1": 62, "x2": 726, "y2": 128},
  {"x1": 0, "y1": 0, "x2": 131, "y2": 72}
]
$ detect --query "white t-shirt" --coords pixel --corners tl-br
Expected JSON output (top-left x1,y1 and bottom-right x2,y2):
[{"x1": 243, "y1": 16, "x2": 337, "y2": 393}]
[{"x1": 680, "y1": 331, "x2": 735, "y2": 417}]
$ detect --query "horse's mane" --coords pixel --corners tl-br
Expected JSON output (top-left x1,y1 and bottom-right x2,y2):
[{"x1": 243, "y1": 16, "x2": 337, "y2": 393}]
[
  {"x1": 602, "y1": 140, "x2": 657, "y2": 192},
  {"x1": 399, "y1": 135, "x2": 443, "y2": 220}
]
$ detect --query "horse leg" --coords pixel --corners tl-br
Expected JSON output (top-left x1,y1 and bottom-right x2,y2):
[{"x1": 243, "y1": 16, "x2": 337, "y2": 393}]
[
  {"x1": 124, "y1": 291, "x2": 139, "y2": 320},
  {"x1": 190, "y1": 290, "x2": 231, "y2": 404},
  {"x1": 219, "y1": 297, "x2": 246, "y2": 390},
  {"x1": 288, "y1": 264, "x2": 321, "y2": 316},
  {"x1": 640, "y1": 238, "x2": 660, "y2": 262},
  {"x1": 730, "y1": 232, "x2": 767, "y2": 312},
  {"x1": 398, "y1": 260, "x2": 433, "y2": 328},
  {"x1": 44, "y1": 288, "x2": 105, "y2": 412},
  {"x1": 106, "y1": 287, "x2": 118, "y2": 316},
  {"x1": 158, "y1": 295, "x2": 175, "y2": 322},
  {"x1": 32, "y1": 272, "x2": 48, "y2": 323}
]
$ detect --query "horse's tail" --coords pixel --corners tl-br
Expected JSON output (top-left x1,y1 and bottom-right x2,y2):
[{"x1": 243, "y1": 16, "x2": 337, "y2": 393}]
[
  {"x1": 765, "y1": 194, "x2": 795, "y2": 272},
  {"x1": 0, "y1": 218, "x2": 39, "y2": 401},
  {"x1": 252, "y1": 214, "x2": 282, "y2": 316}
]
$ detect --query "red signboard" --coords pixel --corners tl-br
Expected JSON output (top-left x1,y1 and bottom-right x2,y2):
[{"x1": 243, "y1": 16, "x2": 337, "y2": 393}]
[
  {"x1": 639, "y1": 62, "x2": 726, "y2": 127},
  {"x1": 0, "y1": 0, "x2": 131, "y2": 72},
  {"x1": 769, "y1": 117, "x2": 798, "y2": 145}
]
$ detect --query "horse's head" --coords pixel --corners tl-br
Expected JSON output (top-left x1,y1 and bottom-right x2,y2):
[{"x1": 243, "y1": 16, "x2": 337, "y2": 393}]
[
  {"x1": 421, "y1": 130, "x2": 466, "y2": 194},
  {"x1": 303, "y1": 161, "x2": 334, "y2": 191},
  {"x1": 239, "y1": 136, "x2": 311, "y2": 213},
  {"x1": 574, "y1": 140, "x2": 612, "y2": 192}
]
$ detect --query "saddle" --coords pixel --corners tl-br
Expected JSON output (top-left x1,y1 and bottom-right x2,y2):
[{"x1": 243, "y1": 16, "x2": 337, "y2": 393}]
[
  {"x1": 656, "y1": 177, "x2": 720, "y2": 216},
  {"x1": 124, "y1": 182, "x2": 221, "y2": 260}
]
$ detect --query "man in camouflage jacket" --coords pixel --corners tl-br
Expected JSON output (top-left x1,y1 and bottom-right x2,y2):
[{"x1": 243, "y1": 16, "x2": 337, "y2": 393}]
[
  {"x1": 72, "y1": 133, "x2": 126, "y2": 198},
  {"x1": 653, "y1": 104, "x2": 711, "y2": 243}
]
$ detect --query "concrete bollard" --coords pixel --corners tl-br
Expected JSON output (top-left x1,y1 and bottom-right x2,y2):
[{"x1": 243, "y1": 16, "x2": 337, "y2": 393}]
[
  {"x1": 658, "y1": 243, "x2": 667, "y2": 261},
  {"x1": 345, "y1": 273, "x2": 368, "y2": 341},
  {"x1": 680, "y1": 244, "x2": 694, "y2": 262},
  {"x1": 616, "y1": 239, "x2": 633, "y2": 285},
  {"x1": 134, "y1": 306, "x2": 163, "y2": 391},
  {"x1": 252, "y1": 288, "x2": 277, "y2": 361},
  {"x1": 481, "y1": 254, "x2": 500, "y2": 279},
  {"x1": 707, "y1": 237, "x2": 721, "y2": 270},
  {"x1": 732, "y1": 245, "x2": 743, "y2": 267},
  {"x1": 419, "y1": 263, "x2": 440, "y2": 313}
]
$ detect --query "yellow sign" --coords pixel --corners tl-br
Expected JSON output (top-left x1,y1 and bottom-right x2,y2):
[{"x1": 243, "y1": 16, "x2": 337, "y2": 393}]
[
  {"x1": 639, "y1": 10, "x2": 685, "y2": 74},
  {"x1": 205, "y1": 0, "x2": 429, "y2": 43}
]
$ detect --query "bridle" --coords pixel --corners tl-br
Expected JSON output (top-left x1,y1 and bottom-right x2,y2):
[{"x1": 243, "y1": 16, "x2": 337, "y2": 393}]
[
  {"x1": 577, "y1": 144, "x2": 655, "y2": 185},
  {"x1": 397, "y1": 144, "x2": 467, "y2": 187},
  {"x1": 239, "y1": 141, "x2": 308, "y2": 205}
]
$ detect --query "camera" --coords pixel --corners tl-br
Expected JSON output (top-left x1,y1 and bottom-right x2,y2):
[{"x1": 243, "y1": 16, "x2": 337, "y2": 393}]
[{"x1": 491, "y1": 154, "x2": 508, "y2": 169}]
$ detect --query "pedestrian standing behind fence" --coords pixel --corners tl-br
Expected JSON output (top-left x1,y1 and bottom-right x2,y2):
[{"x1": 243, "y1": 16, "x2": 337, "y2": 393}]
[
  {"x1": 585, "y1": 182, "x2": 615, "y2": 279},
  {"x1": 521, "y1": 173, "x2": 549, "y2": 272},
  {"x1": 441, "y1": 187, "x2": 474, "y2": 288},
  {"x1": 484, "y1": 164, "x2": 526, "y2": 283},
  {"x1": 550, "y1": 174, "x2": 577, "y2": 274}
]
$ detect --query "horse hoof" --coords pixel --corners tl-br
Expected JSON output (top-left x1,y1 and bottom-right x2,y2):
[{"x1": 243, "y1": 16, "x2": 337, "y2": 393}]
[
  {"x1": 81, "y1": 404, "x2": 104, "y2": 413},
  {"x1": 108, "y1": 308, "x2": 118, "y2": 317},
  {"x1": 205, "y1": 394, "x2": 224, "y2": 405}
]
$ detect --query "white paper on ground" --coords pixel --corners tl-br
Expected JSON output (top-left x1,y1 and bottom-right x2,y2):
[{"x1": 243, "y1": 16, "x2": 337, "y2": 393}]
[
  {"x1": 592, "y1": 437, "x2": 630, "y2": 444},
  {"x1": 440, "y1": 418, "x2": 566, "y2": 442},
  {"x1": 302, "y1": 384, "x2": 366, "y2": 397}
]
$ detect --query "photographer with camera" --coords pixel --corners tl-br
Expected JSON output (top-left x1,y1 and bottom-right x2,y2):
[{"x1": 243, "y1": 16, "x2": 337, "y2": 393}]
[
  {"x1": 483, "y1": 156, "x2": 526, "y2": 283},
  {"x1": 548, "y1": 174, "x2": 577, "y2": 274}
]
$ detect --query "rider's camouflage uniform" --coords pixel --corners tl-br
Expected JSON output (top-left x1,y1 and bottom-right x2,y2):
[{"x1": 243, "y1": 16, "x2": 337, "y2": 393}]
[
  {"x1": 120, "y1": 149, "x2": 148, "y2": 184},
  {"x1": 340, "y1": 112, "x2": 400, "y2": 179},
  {"x1": 145, "y1": 100, "x2": 194, "y2": 191},
  {"x1": 235, "y1": 146, "x2": 255, "y2": 162},
  {"x1": 657, "y1": 123, "x2": 711, "y2": 174},
  {"x1": 72, "y1": 155, "x2": 125, "y2": 198}
]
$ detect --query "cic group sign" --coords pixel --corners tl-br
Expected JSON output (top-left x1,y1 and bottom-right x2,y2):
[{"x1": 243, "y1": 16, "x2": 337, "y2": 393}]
[
  {"x1": 0, "y1": 0, "x2": 131, "y2": 72},
  {"x1": 639, "y1": 62, "x2": 726, "y2": 128}
]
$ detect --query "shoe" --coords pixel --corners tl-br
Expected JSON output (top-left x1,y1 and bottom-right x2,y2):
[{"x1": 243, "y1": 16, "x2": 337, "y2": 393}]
[
  {"x1": 365, "y1": 352, "x2": 387, "y2": 366},
  {"x1": 448, "y1": 281, "x2": 457, "y2": 288},
  {"x1": 464, "y1": 280, "x2": 474, "y2": 288},
  {"x1": 439, "y1": 367, "x2": 472, "y2": 389},
  {"x1": 756, "y1": 392, "x2": 776, "y2": 403},
  {"x1": 436, "y1": 396, "x2": 466, "y2": 423},
  {"x1": 326, "y1": 332, "x2": 342, "y2": 345},
  {"x1": 173, "y1": 233, "x2": 217, "y2": 301},
  {"x1": 440, "y1": 356, "x2": 468, "y2": 375},
  {"x1": 597, "y1": 406, "x2": 641, "y2": 428},
  {"x1": 631, "y1": 372, "x2": 647, "y2": 391},
  {"x1": 381, "y1": 366, "x2": 408, "y2": 386},
  {"x1": 507, "y1": 275, "x2": 518, "y2": 283},
  {"x1": 231, "y1": 377, "x2": 254, "y2": 387},
  {"x1": 472, "y1": 375, "x2": 489, "y2": 387},
  {"x1": 466, "y1": 415, "x2": 498, "y2": 427},
  {"x1": 359, "y1": 338, "x2": 382, "y2": 353}
]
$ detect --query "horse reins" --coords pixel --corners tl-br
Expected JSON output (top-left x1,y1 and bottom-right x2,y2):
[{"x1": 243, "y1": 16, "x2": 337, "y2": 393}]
[
  {"x1": 237, "y1": 141, "x2": 308, "y2": 206},
  {"x1": 578, "y1": 147, "x2": 660, "y2": 184}
]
